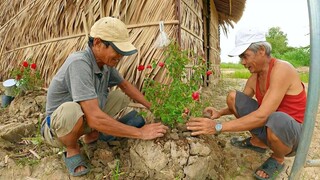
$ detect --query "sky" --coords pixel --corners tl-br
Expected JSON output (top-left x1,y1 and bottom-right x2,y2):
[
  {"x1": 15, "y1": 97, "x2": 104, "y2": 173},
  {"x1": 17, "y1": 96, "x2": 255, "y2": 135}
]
[{"x1": 220, "y1": 0, "x2": 310, "y2": 63}]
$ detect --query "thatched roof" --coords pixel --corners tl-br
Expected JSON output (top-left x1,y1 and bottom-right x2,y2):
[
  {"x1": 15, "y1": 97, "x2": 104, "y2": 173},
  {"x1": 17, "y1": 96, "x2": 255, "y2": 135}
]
[
  {"x1": 0, "y1": 0, "x2": 246, "y2": 90},
  {"x1": 214, "y1": 0, "x2": 246, "y2": 32}
]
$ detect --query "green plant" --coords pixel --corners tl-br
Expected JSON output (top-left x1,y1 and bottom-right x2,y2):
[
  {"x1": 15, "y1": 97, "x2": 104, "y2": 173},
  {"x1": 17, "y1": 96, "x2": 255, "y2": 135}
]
[
  {"x1": 111, "y1": 159, "x2": 123, "y2": 180},
  {"x1": 142, "y1": 42, "x2": 210, "y2": 127},
  {"x1": 17, "y1": 157, "x2": 40, "y2": 166},
  {"x1": 299, "y1": 72, "x2": 309, "y2": 83},
  {"x1": 11, "y1": 57, "x2": 43, "y2": 95},
  {"x1": 22, "y1": 118, "x2": 44, "y2": 146},
  {"x1": 280, "y1": 47, "x2": 310, "y2": 67}
]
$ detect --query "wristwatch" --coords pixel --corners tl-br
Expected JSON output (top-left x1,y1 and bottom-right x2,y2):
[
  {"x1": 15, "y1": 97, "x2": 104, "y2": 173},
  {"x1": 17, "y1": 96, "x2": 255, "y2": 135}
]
[{"x1": 214, "y1": 123, "x2": 223, "y2": 135}]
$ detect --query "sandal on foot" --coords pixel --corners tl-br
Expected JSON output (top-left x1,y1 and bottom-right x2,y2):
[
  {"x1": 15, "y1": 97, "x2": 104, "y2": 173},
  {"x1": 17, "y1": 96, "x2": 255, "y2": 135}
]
[
  {"x1": 62, "y1": 152, "x2": 90, "y2": 177},
  {"x1": 253, "y1": 157, "x2": 284, "y2": 180},
  {"x1": 230, "y1": 137, "x2": 267, "y2": 153}
]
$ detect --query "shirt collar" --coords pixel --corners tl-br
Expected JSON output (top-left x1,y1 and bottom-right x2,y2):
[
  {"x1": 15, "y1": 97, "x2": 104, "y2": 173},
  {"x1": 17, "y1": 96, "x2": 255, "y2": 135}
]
[{"x1": 85, "y1": 45, "x2": 105, "y2": 75}]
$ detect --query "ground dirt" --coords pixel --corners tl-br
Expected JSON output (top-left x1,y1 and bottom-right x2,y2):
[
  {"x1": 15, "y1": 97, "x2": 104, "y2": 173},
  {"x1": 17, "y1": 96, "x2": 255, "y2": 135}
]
[{"x1": 0, "y1": 76, "x2": 319, "y2": 180}]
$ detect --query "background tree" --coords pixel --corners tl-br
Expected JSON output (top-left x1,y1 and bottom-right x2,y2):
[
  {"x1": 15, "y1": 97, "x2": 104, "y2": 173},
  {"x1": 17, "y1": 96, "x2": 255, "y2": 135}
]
[
  {"x1": 266, "y1": 27, "x2": 310, "y2": 67},
  {"x1": 266, "y1": 27, "x2": 289, "y2": 57}
]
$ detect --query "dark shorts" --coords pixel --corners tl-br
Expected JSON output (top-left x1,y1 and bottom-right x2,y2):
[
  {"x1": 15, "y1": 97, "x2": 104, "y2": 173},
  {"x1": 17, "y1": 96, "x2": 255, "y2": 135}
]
[{"x1": 235, "y1": 91, "x2": 302, "y2": 156}]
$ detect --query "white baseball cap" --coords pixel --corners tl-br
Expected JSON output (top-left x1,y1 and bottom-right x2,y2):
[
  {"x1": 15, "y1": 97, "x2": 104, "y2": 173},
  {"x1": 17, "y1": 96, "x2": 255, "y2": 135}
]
[
  {"x1": 228, "y1": 28, "x2": 266, "y2": 57},
  {"x1": 90, "y1": 17, "x2": 137, "y2": 56}
]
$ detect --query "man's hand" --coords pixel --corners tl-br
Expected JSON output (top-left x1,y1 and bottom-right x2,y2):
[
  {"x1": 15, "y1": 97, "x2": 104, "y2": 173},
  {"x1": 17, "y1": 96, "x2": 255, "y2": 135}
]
[
  {"x1": 186, "y1": 117, "x2": 216, "y2": 136},
  {"x1": 203, "y1": 107, "x2": 220, "y2": 119},
  {"x1": 139, "y1": 123, "x2": 169, "y2": 140}
]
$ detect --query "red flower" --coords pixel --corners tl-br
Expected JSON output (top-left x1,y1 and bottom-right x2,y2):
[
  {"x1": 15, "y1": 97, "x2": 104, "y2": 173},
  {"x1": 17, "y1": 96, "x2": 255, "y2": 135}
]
[
  {"x1": 16, "y1": 74, "x2": 22, "y2": 80},
  {"x1": 158, "y1": 62, "x2": 165, "y2": 67},
  {"x1": 206, "y1": 70, "x2": 213, "y2": 76},
  {"x1": 192, "y1": 92, "x2": 200, "y2": 101},
  {"x1": 147, "y1": 64, "x2": 152, "y2": 69},
  {"x1": 22, "y1": 61, "x2": 28, "y2": 67},
  {"x1": 137, "y1": 65, "x2": 145, "y2": 71},
  {"x1": 30, "y1": 63, "x2": 37, "y2": 70}
]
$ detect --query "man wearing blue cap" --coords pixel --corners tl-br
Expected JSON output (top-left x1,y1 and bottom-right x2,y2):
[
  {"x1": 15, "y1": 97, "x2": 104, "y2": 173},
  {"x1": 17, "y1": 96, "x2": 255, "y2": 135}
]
[
  {"x1": 187, "y1": 28, "x2": 306, "y2": 180},
  {"x1": 41, "y1": 17, "x2": 168, "y2": 176}
]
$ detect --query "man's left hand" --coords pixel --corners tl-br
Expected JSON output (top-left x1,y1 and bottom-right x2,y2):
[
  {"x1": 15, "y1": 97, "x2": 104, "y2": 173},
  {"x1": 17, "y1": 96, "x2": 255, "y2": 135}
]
[{"x1": 186, "y1": 117, "x2": 216, "y2": 136}]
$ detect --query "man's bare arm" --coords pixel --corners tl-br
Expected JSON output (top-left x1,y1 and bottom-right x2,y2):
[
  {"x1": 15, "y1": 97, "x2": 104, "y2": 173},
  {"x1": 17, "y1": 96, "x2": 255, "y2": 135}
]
[{"x1": 118, "y1": 80, "x2": 151, "y2": 109}]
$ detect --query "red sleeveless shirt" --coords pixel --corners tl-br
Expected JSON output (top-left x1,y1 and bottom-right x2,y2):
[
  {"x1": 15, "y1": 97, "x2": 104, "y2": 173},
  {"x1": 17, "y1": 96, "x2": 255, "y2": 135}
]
[{"x1": 255, "y1": 58, "x2": 306, "y2": 123}]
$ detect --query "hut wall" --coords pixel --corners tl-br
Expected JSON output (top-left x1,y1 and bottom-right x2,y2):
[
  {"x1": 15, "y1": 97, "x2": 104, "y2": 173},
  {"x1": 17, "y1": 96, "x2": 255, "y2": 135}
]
[{"x1": 0, "y1": 0, "x2": 221, "y2": 90}]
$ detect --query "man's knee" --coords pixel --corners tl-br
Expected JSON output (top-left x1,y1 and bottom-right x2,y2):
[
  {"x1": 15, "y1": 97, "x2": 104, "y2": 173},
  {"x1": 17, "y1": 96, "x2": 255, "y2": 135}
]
[
  {"x1": 265, "y1": 112, "x2": 300, "y2": 154},
  {"x1": 104, "y1": 90, "x2": 130, "y2": 117},
  {"x1": 226, "y1": 90, "x2": 236, "y2": 107},
  {"x1": 51, "y1": 102, "x2": 84, "y2": 137}
]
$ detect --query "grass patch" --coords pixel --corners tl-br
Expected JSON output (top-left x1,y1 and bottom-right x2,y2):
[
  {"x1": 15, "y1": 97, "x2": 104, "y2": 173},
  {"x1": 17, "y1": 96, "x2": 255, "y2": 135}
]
[
  {"x1": 221, "y1": 63, "x2": 309, "y2": 82},
  {"x1": 220, "y1": 62, "x2": 242, "y2": 69},
  {"x1": 221, "y1": 63, "x2": 250, "y2": 79},
  {"x1": 299, "y1": 73, "x2": 309, "y2": 83},
  {"x1": 112, "y1": 159, "x2": 124, "y2": 180},
  {"x1": 17, "y1": 157, "x2": 40, "y2": 166},
  {"x1": 222, "y1": 70, "x2": 251, "y2": 79}
]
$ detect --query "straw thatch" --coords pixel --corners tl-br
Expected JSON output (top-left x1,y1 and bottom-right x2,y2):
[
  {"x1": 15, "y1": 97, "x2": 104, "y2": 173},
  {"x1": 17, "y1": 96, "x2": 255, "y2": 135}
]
[
  {"x1": 0, "y1": 0, "x2": 246, "y2": 90},
  {"x1": 214, "y1": 0, "x2": 246, "y2": 33}
]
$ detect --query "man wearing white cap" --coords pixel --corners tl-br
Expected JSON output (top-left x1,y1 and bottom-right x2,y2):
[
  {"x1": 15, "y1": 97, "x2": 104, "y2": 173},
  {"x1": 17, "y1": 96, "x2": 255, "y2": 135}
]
[
  {"x1": 187, "y1": 28, "x2": 306, "y2": 179},
  {"x1": 41, "y1": 17, "x2": 168, "y2": 176}
]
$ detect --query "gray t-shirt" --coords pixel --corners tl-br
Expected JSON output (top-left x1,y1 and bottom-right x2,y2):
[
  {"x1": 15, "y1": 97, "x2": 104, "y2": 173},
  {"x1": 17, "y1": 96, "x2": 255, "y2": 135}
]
[{"x1": 46, "y1": 46, "x2": 124, "y2": 116}]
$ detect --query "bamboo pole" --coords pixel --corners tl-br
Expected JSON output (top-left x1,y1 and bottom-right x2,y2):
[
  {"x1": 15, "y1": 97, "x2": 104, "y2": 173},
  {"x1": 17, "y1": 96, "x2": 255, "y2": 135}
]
[
  {"x1": 181, "y1": 25, "x2": 204, "y2": 42},
  {"x1": 4, "y1": 33, "x2": 86, "y2": 54},
  {"x1": 127, "y1": 20, "x2": 179, "y2": 29}
]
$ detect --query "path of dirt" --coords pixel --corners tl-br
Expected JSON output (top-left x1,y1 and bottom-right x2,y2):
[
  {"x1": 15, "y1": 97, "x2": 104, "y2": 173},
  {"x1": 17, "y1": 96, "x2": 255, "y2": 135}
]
[{"x1": 0, "y1": 77, "x2": 319, "y2": 180}]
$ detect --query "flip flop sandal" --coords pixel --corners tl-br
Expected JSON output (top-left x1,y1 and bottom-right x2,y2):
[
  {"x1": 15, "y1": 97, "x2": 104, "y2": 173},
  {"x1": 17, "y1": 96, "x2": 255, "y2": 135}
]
[
  {"x1": 230, "y1": 137, "x2": 267, "y2": 153},
  {"x1": 253, "y1": 157, "x2": 285, "y2": 180},
  {"x1": 62, "y1": 152, "x2": 90, "y2": 177}
]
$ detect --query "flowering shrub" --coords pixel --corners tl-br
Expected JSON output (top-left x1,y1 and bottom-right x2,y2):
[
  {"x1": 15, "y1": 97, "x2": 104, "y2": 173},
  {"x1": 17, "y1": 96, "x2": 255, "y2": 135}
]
[
  {"x1": 142, "y1": 43, "x2": 212, "y2": 127},
  {"x1": 11, "y1": 57, "x2": 43, "y2": 94}
]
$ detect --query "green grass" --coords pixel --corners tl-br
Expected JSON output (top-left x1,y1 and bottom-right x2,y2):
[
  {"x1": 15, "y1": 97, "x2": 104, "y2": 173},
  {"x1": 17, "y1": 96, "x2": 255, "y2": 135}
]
[
  {"x1": 112, "y1": 159, "x2": 124, "y2": 180},
  {"x1": 220, "y1": 63, "x2": 309, "y2": 83},
  {"x1": 221, "y1": 63, "x2": 250, "y2": 79},
  {"x1": 299, "y1": 73, "x2": 309, "y2": 83},
  {"x1": 220, "y1": 62, "x2": 242, "y2": 69},
  {"x1": 222, "y1": 70, "x2": 251, "y2": 79}
]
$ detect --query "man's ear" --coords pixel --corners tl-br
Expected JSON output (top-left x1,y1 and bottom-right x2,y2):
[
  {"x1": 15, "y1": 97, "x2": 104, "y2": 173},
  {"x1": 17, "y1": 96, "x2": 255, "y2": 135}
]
[
  {"x1": 93, "y1": 38, "x2": 102, "y2": 47},
  {"x1": 258, "y1": 46, "x2": 266, "y2": 56}
]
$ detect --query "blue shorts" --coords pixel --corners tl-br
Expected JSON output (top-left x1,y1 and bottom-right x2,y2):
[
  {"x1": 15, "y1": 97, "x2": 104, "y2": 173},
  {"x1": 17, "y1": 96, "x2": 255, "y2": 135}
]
[{"x1": 235, "y1": 91, "x2": 302, "y2": 156}]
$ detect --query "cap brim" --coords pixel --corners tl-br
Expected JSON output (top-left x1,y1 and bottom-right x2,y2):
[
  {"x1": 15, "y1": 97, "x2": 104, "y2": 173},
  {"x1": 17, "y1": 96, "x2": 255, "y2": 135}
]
[
  {"x1": 109, "y1": 41, "x2": 137, "y2": 56},
  {"x1": 228, "y1": 43, "x2": 251, "y2": 57}
]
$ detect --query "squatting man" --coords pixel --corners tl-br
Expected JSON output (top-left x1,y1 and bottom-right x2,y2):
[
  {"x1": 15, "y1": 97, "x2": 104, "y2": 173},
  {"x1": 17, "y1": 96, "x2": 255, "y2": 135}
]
[
  {"x1": 187, "y1": 28, "x2": 306, "y2": 180},
  {"x1": 41, "y1": 17, "x2": 168, "y2": 176}
]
